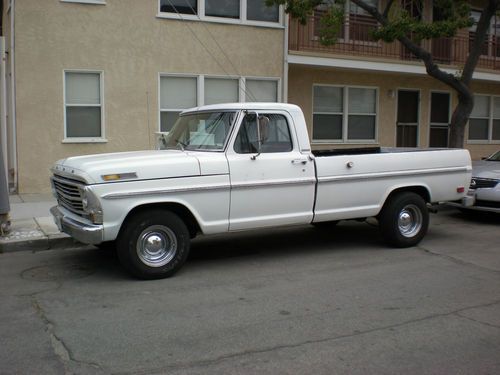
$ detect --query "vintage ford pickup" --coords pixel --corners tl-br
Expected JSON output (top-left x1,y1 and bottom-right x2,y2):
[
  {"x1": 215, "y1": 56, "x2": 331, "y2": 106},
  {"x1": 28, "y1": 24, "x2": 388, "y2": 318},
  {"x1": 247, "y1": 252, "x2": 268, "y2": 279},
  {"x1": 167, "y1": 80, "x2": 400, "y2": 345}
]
[{"x1": 50, "y1": 103, "x2": 472, "y2": 279}]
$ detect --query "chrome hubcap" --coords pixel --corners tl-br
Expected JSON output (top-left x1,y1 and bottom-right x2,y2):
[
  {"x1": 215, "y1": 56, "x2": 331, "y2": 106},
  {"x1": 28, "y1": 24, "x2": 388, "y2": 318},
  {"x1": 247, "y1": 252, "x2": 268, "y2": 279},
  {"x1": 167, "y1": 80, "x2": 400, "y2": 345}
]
[
  {"x1": 397, "y1": 204, "x2": 423, "y2": 238},
  {"x1": 137, "y1": 225, "x2": 177, "y2": 267}
]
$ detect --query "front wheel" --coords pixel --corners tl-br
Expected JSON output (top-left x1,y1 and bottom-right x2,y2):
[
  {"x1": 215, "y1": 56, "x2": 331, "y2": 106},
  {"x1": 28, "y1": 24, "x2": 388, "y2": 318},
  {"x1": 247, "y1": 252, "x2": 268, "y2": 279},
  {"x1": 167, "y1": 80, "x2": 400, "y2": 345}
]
[
  {"x1": 378, "y1": 192, "x2": 429, "y2": 248},
  {"x1": 117, "y1": 210, "x2": 190, "y2": 279}
]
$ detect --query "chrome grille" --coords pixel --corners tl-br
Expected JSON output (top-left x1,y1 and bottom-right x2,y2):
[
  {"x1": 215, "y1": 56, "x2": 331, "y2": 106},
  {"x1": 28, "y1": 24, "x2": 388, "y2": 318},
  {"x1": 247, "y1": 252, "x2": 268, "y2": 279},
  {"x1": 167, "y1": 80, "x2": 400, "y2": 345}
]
[
  {"x1": 470, "y1": 178, "x2": 499, "y2": 190},
  {"x1": 51, "y1": 175, "x2": 85, "y2": 216}
]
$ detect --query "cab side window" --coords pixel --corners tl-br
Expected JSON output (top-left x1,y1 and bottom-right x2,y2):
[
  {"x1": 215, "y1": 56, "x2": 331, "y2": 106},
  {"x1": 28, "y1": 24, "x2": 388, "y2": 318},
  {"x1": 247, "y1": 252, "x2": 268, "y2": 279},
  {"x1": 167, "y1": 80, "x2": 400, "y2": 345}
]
[{"x1": 234, "y1": 113, "x2": 293, "y2": 154}]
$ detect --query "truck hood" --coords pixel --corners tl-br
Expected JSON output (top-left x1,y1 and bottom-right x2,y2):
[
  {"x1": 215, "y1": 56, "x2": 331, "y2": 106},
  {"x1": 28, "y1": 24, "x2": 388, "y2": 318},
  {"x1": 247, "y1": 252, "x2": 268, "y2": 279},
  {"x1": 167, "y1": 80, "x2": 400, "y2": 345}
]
[
  {"x1": 471, "y1": 160, "x2": 500, "y2": 180},
  {"x1": 53, "y1": 150, "x2": 201, "y2": 184}
]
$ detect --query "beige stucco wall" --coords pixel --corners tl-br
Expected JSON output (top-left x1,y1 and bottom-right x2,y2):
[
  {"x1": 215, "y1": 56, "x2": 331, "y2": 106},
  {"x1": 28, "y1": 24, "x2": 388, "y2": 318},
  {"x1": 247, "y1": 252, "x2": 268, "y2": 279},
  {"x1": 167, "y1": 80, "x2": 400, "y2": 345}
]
[
  {"x1": 288, "y1": 64, "x2": 500, "y2": 160},
  {"x1": 13, "y1": 0, "x2": 284, "y2": 193}
]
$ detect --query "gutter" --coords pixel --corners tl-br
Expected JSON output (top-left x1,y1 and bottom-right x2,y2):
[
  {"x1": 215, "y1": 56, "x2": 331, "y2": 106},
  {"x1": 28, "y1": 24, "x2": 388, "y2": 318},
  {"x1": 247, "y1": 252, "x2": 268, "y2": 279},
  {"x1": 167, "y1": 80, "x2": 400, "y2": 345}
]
[{"x1": 9, "y1": 0, "x2": 16, "y2": 192}]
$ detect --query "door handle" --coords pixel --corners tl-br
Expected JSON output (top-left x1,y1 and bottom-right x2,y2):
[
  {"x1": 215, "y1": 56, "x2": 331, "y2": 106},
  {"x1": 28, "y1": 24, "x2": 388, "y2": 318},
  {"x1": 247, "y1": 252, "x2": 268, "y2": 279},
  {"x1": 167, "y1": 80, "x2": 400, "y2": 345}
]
[{"x1": 291, "y1": 158, "x2": 308, "y2": 165}]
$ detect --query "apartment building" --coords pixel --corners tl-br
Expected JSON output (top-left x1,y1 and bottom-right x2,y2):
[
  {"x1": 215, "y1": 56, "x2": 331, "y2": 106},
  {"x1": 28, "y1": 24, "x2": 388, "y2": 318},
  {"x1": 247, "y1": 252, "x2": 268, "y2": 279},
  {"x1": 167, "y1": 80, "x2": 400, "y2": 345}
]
[
  {"x1": 1, "y1": 0, "x2": 499, "y2": 193},
  {"x1": 1, "y1": 0, "x2": 285, "y2": 193},
  {"x1": 287, "y1": 0, "x2": 500, "y2": 160}
]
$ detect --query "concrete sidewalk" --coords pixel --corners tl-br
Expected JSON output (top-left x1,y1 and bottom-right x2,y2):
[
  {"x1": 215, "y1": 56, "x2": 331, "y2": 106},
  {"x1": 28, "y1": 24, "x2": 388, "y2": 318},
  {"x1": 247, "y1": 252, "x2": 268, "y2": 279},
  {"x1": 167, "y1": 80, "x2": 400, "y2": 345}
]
[{"x1": 0, "y1": 194, "x2": 80, "y2": 252}]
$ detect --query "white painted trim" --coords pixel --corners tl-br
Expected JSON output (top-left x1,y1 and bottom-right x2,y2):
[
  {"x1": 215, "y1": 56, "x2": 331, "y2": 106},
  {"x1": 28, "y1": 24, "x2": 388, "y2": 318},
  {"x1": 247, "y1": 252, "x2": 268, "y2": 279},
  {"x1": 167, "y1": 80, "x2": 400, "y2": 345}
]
[
  {"x1": 288, "y1": 54, "x2": 500, "y2": 83},
  {"x1": 60, "y1": 0, "x2": 106, "y2": 4},
  {"x1": 63, "y1": 70, "x2": 105, "y2": 142}
]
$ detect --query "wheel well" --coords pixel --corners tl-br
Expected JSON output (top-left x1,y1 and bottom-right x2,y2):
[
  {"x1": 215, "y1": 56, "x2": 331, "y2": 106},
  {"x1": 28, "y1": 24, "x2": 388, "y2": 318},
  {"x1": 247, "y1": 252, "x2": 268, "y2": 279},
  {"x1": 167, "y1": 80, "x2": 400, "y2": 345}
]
[
  {"x1": 385, "y1": 186, "x2": 431, "y2": 205},
  {"x1": 122, "y1": 203, "x2": 201, "y2": 238}
]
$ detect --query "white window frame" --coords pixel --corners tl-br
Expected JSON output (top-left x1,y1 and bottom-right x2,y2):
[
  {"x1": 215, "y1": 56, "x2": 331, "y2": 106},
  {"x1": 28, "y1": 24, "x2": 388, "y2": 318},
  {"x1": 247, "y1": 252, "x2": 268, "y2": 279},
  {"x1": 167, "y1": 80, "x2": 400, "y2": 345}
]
[
  {"x1": 63, "y1": 70, "x2": 106, "y2": 143},
  {"x1": 467, "y1": 94, "x2": 500, "y2": 144},
  {"x1": 60, "y1": 0, "x2": 106, "y2": 4},
  {"x1": 157, "y1": 0, "x2": 284, "y2": 28},
  {"x1": 312, "y1": 84, "x2": 378, "y2": 144},
  {"x1": 158, "y1": 73, "x2": 281, "y2": 131}
]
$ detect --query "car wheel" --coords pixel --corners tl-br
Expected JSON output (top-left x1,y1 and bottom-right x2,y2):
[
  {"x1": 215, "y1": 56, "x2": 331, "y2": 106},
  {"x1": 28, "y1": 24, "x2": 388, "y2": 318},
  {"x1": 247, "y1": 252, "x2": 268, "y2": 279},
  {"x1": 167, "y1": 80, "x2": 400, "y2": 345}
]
[
  {"x1": 379, "y1": 192, "x2": 429, "y2": 248},
  {"x1": 117, "y1": 210, "x2": 190, "y2": 279}
]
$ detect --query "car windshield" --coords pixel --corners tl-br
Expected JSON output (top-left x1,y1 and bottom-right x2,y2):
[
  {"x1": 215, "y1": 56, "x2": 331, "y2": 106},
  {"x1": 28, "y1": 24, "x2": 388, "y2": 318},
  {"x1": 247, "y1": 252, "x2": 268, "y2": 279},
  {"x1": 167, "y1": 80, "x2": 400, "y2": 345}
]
[
  {"x1": 486, "y1": 150, "x2": 500, "y2": 161},
  {"x1": 161, "y1": 111, "x2": 237, "y2": 151}
]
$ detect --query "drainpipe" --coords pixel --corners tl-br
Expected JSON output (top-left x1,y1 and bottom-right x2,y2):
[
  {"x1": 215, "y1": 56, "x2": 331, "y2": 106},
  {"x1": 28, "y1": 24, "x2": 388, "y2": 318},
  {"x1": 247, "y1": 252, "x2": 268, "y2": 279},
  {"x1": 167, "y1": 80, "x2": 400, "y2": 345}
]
[
  {"x1": 9, "y1": 0, "x2": 16, "y2": 192},
  {"x1": 282, "y1": 10, "x2": 288, "y2": 103},
  {"x1": 1, "y1": 37, "x2": 8, "y2": 181}
]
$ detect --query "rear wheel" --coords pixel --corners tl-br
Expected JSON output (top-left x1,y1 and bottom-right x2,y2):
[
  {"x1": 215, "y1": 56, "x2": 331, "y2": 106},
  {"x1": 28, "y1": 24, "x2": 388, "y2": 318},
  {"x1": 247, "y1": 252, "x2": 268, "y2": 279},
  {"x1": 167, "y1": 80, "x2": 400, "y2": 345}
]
[
  {"x1": 379, "y1": 192, "x2": 429, "y2": 248},
  {"x1": 117, "y1": 210, "x2": 190, "y2": 279}
]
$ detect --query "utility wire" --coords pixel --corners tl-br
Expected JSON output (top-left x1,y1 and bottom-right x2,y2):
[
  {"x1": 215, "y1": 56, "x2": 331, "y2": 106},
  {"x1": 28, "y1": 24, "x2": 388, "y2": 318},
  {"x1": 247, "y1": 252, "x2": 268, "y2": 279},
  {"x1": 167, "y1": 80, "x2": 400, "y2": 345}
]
[{"x1": 165, "y1": 0, "x2": 259, "y2": 102}]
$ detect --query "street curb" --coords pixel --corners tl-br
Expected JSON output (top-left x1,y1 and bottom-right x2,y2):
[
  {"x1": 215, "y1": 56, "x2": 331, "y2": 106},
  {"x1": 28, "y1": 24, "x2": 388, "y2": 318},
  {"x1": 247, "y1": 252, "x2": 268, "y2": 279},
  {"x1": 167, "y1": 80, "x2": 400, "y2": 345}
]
[{"x1": 0, "y1": 234, "x2": 86, "y2": 253}]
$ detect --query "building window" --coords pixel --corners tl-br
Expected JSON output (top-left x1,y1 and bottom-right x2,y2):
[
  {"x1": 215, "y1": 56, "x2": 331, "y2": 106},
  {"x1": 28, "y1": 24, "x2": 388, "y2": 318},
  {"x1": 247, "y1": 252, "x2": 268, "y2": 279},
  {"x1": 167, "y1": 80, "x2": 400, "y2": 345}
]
[
  {"x1": 160, "y1": 76, "x2": 197, "y2": 132},
  {"x1": 247, "y1": 0, "x2": 279, "y2": 22},
  {"x1": 160, "y1": 0, "x2": 196, "y2": 14},
  {"x1": 469, "y1": 95, "x2": 500, "y2": 142},
  {"x1": 205, "y1": 0, "x2": 239, "y2": 18},
  {"x1": 159, "y1": 0, "x2": 280, "y2": 24},
  {"x1": 160, "y1": 75, "x2": 279, "y2": 132},
  {"x1": 245, "y1": 79, "x2": 278, "y2": 102},
  {"x1": 429, "y1": 92, "x2": 450, "y2": 147},
  {"x1": 64, "y1": 71, "x2": 103, "y2": 140},
  {"x1": 205, "y1": 78, "x2": 239, "y2": 105},
  {"x1": 313, "y1": 85, "x2": 377, "y2": 142}
]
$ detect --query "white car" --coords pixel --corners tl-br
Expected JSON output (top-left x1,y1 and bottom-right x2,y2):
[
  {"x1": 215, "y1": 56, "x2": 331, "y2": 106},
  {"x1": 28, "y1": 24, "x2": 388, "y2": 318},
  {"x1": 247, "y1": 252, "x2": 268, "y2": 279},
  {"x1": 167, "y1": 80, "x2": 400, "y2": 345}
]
[{"x1": 454, "y1": 150, "x2": 500, "y2": 213}]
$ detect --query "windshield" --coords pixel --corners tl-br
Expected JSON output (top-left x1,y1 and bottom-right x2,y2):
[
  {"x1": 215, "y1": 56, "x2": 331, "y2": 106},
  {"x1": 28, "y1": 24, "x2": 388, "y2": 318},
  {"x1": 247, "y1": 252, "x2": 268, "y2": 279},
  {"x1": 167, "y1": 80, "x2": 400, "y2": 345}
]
[
  {"x1": 161, "y1": 111, "x2": 237, "y2": 151},
  {"x1": 487, "y1": 150, "x2": 500, "y2": 161}
]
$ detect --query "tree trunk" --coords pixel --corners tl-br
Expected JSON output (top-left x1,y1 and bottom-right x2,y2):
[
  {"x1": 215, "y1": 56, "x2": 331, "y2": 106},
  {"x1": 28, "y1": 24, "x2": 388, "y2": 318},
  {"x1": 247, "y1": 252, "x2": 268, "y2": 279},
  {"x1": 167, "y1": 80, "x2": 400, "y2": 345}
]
[{"x1": 449, "y1": 93, "x2": 474, "y2": 148}]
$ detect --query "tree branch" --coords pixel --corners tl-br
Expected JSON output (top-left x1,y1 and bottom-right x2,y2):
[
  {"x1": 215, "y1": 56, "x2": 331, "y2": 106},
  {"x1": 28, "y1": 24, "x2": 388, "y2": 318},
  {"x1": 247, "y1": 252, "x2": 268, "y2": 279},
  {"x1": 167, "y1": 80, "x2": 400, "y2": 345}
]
[
  {"x1": 349, "y1": 0, "x2": 470, "y2": 98},
  {"x1": 382, "y1": 0, "x2": 396, "y2": 19},
  {"x1": 462, "y1": 0, "x2": 500, "y2": 84}
]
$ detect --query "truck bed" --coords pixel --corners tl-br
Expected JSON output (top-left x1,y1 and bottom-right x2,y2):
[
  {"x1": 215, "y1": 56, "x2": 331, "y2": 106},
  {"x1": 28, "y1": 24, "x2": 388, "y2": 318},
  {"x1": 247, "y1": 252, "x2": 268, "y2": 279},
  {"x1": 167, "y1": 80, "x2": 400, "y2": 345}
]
[{"x1": 312, "y1": 147, "x2": 451, "y2": 157}]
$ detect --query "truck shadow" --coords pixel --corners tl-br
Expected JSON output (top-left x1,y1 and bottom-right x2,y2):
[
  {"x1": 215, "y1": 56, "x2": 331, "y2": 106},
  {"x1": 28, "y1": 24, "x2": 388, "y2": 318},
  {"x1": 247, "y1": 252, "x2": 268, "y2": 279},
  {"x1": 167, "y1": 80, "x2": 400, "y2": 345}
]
[
  {"x1": 188, "y1": 221, "x2": 382, "y2": 263},
  {"x1": 47, "y1": 221, "x2": 384, "y2": 281}
]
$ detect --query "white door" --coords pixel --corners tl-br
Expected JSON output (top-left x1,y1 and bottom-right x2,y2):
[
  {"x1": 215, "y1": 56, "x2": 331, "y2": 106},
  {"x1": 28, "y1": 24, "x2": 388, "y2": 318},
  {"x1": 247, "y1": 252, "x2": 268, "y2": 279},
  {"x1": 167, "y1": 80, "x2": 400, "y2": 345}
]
[{"x1": 226, "y1": 111, "x2": 316, "y2": 230}]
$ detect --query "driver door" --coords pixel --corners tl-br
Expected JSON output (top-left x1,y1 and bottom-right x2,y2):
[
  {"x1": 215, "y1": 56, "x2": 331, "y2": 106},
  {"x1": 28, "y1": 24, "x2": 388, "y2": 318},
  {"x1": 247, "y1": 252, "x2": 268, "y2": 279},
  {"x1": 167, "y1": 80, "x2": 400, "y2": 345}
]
[{"x1": 226, "y1": 111, "x2": 315, "y2": 230}]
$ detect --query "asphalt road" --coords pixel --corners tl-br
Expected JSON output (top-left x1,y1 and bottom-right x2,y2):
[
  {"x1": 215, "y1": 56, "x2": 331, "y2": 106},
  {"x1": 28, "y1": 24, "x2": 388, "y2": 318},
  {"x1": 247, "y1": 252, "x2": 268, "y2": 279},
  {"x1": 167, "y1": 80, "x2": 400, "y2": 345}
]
[{"x1": 1, "y1": 208, "x2": 499, "y2": 375}]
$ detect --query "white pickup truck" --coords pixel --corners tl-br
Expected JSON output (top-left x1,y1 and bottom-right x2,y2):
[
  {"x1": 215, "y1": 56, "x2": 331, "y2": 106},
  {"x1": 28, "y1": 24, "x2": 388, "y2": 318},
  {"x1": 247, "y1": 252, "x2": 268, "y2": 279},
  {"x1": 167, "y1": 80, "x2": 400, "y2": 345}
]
[{"x1": 50, "y1": 103, "x2": 472, "y2": 279}]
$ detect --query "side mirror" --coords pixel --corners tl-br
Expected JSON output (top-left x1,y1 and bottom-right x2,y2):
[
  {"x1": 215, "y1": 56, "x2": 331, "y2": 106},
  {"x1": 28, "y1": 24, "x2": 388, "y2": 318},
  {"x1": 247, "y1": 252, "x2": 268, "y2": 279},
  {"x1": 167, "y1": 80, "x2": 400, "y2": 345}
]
[{"x1": 258, "y1": 116, "x2": 270, "y2": 144}]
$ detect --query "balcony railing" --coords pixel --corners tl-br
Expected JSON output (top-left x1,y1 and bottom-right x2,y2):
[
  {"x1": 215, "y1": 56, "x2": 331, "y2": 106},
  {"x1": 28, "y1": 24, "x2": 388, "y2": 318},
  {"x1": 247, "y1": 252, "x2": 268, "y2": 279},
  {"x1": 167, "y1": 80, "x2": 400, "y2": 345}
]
[{"x1": 289, "y1": 16, "x2": 500, "y2": 71}]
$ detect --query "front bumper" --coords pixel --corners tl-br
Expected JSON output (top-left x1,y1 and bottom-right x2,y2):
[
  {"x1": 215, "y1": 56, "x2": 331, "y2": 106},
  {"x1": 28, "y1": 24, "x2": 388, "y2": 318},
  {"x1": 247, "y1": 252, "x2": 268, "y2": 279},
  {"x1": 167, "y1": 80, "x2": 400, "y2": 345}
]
[{"x1": 50, "y1": 206, "x2": 103, "y2": 245}]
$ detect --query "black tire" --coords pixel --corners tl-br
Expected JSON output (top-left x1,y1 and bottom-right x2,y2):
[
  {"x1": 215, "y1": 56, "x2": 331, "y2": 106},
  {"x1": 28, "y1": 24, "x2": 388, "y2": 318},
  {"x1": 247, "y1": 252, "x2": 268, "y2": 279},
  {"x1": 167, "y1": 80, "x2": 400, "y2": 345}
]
[
  {"x1": 117, "y1": 210, "x2": 190, "y2": 279},
  {"x1": 378, "y1": 192, "x2": 429, "y2": 248}
]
